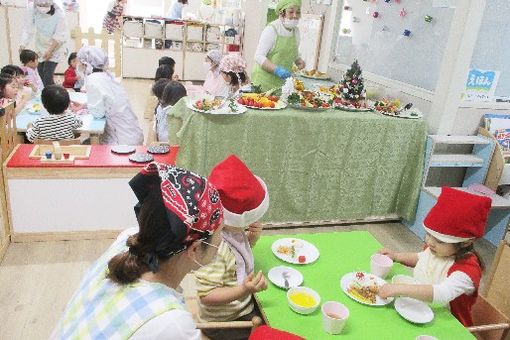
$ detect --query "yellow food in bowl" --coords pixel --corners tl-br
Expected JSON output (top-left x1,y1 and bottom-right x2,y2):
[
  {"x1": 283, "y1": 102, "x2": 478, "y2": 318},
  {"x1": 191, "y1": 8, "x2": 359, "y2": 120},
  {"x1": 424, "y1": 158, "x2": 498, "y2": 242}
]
[{"x1": 289, "y1": 291, "x2": 316, "y2": 308}]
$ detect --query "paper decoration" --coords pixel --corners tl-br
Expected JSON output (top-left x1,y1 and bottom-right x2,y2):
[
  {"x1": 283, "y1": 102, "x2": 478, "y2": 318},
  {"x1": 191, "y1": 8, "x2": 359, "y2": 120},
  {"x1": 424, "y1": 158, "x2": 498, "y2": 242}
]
[
  {"x1": 382, "y1": 25, "x2": 389, "y2": 31},
  {"x1": 403, "y1": 29, "x2": 411, "y2": 36},
  {"x1": 395, "y1": 0, "x2": 401, "y2": 3},
  {"x1": 342, "y1": 28, "x2": 352, "y2": 34},
  {"x1": 353, "y1": 16, "x2": 360, "y2": 23},
  {"x1": 425, "y1": 15, "x2": 433, "y2": 22},
  {"x1": 400, "y1": 8, "x2": 407, "y2": 17},
  {"x1": 344, "y1": 5, "x2": 351, "y2": 10},
  {"x1": 385, "y1": 0, "x2": 391, "y2": 2},
  {"x1": 372, "y1": 11, "x2": 379, "y2": 18},
  {"x1": 463, "y1": 68, "x2": 500, "y2": 101}
]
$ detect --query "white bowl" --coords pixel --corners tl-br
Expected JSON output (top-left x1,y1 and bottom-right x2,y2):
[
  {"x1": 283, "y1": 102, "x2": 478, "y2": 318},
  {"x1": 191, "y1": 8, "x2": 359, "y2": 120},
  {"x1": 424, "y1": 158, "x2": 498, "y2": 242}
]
[{"x1": 287, "y1": 286, "x2": 321, "y2": 315}]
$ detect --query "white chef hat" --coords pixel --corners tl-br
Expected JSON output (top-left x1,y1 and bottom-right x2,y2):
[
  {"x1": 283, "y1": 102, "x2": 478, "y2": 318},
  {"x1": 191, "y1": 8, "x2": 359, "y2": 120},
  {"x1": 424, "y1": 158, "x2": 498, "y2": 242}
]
[
  {"x1": 206, "y1": 50, "x2": 223, "y2": 66},
  {"x1": 77, "y1": 46, "x2": 109, "y2": 72}
]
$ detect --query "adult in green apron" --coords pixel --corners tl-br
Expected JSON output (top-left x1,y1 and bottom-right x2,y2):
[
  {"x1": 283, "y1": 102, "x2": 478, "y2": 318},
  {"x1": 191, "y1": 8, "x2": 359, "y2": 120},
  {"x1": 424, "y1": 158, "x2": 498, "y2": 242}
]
[
  {"x1": 51, "y1": 163, "x2": 224, "y2": 339},
  {"x1": 251, "y1": 0, "x2": 305, "y2": 91}
]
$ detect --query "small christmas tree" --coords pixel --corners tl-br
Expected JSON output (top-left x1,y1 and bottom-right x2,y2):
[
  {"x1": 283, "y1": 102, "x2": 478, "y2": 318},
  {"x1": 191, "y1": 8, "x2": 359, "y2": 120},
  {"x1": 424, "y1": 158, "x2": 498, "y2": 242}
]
[{"x1": 340, "y1": 59, "x2": 365, "y2": 102}]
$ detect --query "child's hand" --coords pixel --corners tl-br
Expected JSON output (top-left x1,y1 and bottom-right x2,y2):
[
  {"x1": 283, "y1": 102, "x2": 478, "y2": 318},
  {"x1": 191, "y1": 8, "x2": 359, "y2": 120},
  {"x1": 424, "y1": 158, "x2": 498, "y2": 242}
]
[
  {"x1": 378, "y1": 284, "x2": 396, "y2": 299},
  {"x1": 378, "y1": 248, "x2": 397, "y2": 261},
  {"x1": 246, "y1": 222, "x2": 263, "y2": 246},
  {"x1": 242, "y1": 270, "x2": 267, "y2": 294},
  {"x1": 172, "y1": 74, "x2": 180, "y2": 81},
  {"x1": 70, "y1": 101, "x2": 86, "y2": 112}
]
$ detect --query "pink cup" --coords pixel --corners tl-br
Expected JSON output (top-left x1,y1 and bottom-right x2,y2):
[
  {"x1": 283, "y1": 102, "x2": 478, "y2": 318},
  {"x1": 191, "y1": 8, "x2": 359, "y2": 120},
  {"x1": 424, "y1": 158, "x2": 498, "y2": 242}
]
[
  {"x1": 321, "y1": 301, "x2": 349, "y2": 334},
  {"x1": 370, "y1": 254, "x2": 393, "y2": 278}
]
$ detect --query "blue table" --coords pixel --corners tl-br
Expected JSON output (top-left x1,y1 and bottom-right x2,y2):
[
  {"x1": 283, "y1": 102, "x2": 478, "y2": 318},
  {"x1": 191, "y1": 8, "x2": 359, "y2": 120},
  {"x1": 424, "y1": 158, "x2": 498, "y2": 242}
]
[{"x1": 16, "y1": 98, "x2": 106, "y2": 144}]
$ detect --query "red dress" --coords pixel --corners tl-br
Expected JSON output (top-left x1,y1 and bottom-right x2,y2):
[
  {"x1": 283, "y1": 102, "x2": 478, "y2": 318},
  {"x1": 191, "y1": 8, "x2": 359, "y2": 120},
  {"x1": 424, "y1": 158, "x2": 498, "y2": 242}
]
[{"x1": 63, "y1": 66, "x2": 78, "y2": 88}]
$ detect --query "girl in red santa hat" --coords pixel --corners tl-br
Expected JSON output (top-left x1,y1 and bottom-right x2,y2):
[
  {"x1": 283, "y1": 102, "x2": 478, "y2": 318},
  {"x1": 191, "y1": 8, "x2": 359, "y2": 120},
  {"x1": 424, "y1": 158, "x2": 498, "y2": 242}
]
[
  {"x1": 194, "y1": 154, "x2": 269, "y2": 340},
  {"x1": 378, "y1": 186, "x2": 492, "y2": 326}
]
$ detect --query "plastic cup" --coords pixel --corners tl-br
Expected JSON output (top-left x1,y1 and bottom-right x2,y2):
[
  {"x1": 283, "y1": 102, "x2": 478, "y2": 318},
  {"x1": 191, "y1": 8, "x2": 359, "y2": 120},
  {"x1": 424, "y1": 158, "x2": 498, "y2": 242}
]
[
  {"x1": 63, "y1": 153, "x2": 70, "y2": 160},
  {"x1": 370, "y1": 254, "x2": 393, "y2": 278},
  {"x1": 321, "y1": 301, "x2": 349, "y2": 335},
  {"x1": 416, "y1": 336, "x2": 438, "y2": 340}
]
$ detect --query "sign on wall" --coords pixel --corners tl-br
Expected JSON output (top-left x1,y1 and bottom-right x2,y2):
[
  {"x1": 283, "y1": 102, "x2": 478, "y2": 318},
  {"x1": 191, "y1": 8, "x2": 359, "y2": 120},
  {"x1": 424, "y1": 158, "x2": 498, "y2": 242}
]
[{"x1": 463, "y1": 68, "x2": 500, "y2": 102}]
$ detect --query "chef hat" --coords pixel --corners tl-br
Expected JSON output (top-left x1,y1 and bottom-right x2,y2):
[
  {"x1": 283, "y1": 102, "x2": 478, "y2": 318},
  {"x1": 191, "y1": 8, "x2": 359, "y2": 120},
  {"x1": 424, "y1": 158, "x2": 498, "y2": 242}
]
[
  {"x1": 35, "y1": 0, "x2": 54, "y2": 5},
  {"x1": 276, "y1": 0, "x2": 302, "y2": 14},
  {"x1": 207, "y1": 50, "x2": 223, "y2": 66},
  {"x1": 77, "y1": 46, "x2": 109, "y2": 72},
  {"x1": 219, "y1": 54, "x2": 247, "y2": 74},
  {"x1": 209, "y1": 155, "x2": 269, "y2": 228},
  {"x1": 423, "y1": 187, "x2": 492, "y2": 243}
]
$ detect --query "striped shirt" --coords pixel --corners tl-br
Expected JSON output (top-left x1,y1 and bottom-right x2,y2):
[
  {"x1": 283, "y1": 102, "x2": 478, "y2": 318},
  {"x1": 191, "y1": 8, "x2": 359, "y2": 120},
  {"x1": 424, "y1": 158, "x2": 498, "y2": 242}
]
[
  {"x1": 26, "y1": 112, "x2": 83, "y2": 142},
  {"x1": 195, "y1": 240, "x2": 254, "y2": 322}
]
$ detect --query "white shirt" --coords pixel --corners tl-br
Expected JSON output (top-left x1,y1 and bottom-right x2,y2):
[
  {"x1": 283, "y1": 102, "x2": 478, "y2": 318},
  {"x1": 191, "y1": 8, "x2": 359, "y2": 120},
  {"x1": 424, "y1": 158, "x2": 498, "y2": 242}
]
[
  {"x1": 85, "y1": 72, "x2": 144, "y2": 145},
  {"x1": 21, "y1": 4, "x2": 69, "y2": 63},
  {"x1": 166, "y1": 1, "x2": 184, "y2": 20},
  {"x1": 414, "y1": 249, "x2": 475, "y2": 306},
  {"x1": 254, "y1": 19, "x2": 301, "y2": 66},
  {"x1": 155, "y1": 104, "x2": 171, "y2": 142}
]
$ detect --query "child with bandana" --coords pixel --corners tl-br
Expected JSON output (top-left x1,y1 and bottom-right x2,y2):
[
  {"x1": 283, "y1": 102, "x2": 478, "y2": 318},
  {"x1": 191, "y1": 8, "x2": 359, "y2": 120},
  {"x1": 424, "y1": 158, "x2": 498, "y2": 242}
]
[{"x1": 195, "y1": 154, "x2": 269, "y2": 340}]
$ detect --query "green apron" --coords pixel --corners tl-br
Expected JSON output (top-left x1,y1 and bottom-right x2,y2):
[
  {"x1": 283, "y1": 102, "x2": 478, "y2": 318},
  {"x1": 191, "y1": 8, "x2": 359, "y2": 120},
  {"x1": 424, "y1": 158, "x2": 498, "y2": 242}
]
[{"x1": 251, "y1": 23, "x2": 299, "y2": 92}]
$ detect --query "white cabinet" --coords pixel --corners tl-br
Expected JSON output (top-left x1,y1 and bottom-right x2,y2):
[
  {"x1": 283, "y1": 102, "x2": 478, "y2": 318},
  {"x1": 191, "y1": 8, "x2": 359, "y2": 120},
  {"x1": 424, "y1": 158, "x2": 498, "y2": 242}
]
[{"x1": 122, "y1": 48, "x2": 184, "y2": 79}]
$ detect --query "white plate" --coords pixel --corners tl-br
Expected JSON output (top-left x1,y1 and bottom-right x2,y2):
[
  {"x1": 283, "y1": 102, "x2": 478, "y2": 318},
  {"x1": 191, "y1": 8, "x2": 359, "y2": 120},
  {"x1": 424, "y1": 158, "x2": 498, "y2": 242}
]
[
  {"x1": 186, "y1": 99, "x2": 247, "y2": 115},
  {"x1": 244, "y1": 100, "x2": 287, "y2": 110},
  {"x1": 26, "y1": 103, "x2": 42, "y2": 115},
  {"x1": 271, "y1": 238, "x2": 320, "y2": 264},
  {"x1": 395, "y1": 297, "x2": 434, "y2": 324},
  {"x1": 111, "y1": 145, "x2": 136, "y2": 154},
  {"x1": 268, "y1": 266, "x2": 304, "y2": 289},
  {"x1": 378, "y1": 108, "x2": 423, "y2": 119},
  {"x1": 340, "y1": 272, "x2": 393, "y2": 306}
]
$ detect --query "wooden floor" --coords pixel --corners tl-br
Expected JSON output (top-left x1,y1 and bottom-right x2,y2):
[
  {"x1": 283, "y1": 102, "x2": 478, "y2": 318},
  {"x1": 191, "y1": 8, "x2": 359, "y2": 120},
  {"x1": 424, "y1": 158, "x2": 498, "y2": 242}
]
[{"x1": 0, "y1": 222, "x2": 498, "y2": 340}]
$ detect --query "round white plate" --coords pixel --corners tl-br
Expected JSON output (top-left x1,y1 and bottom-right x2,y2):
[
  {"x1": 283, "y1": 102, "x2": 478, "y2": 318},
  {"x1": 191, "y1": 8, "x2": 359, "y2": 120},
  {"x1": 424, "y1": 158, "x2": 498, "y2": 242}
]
[
  {"x1": 395, "y1": 297, "x2": 434, "y2": 324},
  {"x1": 27, "y1": 103, "x2": 42, "y2": 115},
  {"x1": 271, "y1": 238, "x2": 320, "y2": 265},
  {"x1": 340, "y1": 272, "x2": 393, "y2": 306},
  {"x1": 111, "y1": 145, "x2": 136, "y2": 154},
  {"x1": 186, "y1": 99, "x2": 247, "y2": 115},
  {"x1": 268, "y1": 266, "x2": 303, "y2": 290},
  {"x1": 299, "y1": 73, "x2": 330, "y2": 80},
  {"x1": 244, "y1": 100, "x2": 287, "y2": 110}
]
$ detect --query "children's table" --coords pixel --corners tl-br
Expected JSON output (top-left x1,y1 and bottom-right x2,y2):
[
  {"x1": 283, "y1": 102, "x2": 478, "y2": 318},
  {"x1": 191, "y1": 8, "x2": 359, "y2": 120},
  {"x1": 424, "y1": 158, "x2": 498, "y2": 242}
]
[{"x1": 253, "y1": 232, "x2": 475, "y2": 339}]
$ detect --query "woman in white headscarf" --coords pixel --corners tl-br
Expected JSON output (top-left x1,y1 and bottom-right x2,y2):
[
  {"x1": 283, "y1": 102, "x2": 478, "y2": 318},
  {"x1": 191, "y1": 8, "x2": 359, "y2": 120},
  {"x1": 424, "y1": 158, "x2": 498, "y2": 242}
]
[
  {"x1": 71, "y1": 46, "x2": 144, "y2": 145},
  {"x1": 19, "y1": 0, "x2": 69, "y2": 86},
  {"x1": 202, "y1": 50, "x2": 228, "y2": 97}
]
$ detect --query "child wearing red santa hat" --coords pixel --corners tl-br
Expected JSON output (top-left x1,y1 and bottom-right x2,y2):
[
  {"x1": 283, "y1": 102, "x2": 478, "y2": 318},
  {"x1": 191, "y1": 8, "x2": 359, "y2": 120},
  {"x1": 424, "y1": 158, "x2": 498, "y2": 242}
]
[
  {"x1": 194, "y1": 154, "x2": 269, "y2": 340},
  {"x1": 378, "y1": 186, "x2": 492, "y2": 326}
]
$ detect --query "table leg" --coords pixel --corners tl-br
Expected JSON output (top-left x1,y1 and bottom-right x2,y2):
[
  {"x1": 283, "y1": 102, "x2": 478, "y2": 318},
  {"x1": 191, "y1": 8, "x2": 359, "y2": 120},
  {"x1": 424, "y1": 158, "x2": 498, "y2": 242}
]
[{"x1": 89, "y1": 135, "x2": 100, "y2": 145}]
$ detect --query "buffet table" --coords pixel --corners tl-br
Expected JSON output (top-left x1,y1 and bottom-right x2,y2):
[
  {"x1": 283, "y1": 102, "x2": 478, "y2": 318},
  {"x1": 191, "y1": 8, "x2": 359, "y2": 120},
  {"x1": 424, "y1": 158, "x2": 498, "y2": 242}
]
[
  {"x1": 168, "y1": 98, "x2": 427, "y2": 224},
  {"x1": 253, "y1": 232, "x2": 474, "y2": 339},
  {"x1": 3, "y1": 144, "x2": 178, "y2": 241}
]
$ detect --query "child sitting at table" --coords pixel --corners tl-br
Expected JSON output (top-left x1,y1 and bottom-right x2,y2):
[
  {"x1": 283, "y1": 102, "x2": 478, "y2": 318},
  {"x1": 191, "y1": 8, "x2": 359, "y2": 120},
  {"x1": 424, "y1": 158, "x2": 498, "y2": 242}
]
[
  {"x1": 378, "y1": 186, "x2": 491, "y2": 327},
  {"x1": 219, "y1": 54, "x2": 251, "y2": 98},
  {"x1": 195, "y1": 154, "x2": 269, "y2": 340},
  {"x1": 26, "y1": 85, "x2": 83, "y2": 142},
  {"x1": 151, "y1": 79, "x2": 186, "y2": 142},
  {"x1": 0, "y1": 73, "x2": 19, "y2": 108},
  {"x1": 63, "y1": 52, "x2": 83, "y2": 92},
  {"x1": 20, "y1": 49, "x2": 44, "y2": 92},
  {"x1": 158, "y1": 56, "x2": 179, "y2": 81}
]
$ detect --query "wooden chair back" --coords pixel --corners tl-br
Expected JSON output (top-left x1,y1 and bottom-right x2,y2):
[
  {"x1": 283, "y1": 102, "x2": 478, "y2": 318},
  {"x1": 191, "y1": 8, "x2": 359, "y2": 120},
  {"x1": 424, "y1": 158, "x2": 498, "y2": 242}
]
[
  {"x1": 33, "y1": 138, "x2": 82, "y2": 146},
  {"x1": 0, "y1": 102, "x2": 17, "y2": 162},
  {"x1": 468, "y1": 295, "x2": 510, "y2": 340},
  {"x1": 484, "y1": 240, "x2": 510, "y2": 316},
  {"x1": 71, "y1": 27, "x2": 122, "y2": 77}
]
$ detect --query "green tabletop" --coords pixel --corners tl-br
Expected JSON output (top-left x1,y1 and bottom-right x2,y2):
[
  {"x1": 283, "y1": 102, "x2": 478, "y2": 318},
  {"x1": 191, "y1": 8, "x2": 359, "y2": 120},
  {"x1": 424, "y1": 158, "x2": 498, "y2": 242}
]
[
  {"x1": 252, "y1": 232, "x2": 474, "y2": 340},
  {"x1": 168, "y1": 98, "x2": 427, "y2": 223}
]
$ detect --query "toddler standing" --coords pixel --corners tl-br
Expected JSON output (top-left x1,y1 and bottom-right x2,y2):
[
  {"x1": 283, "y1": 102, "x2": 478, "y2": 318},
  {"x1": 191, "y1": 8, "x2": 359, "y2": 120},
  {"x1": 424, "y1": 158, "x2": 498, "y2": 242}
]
[{"x1": 20, "y1": 49, "x2": 44, "y2": 91}]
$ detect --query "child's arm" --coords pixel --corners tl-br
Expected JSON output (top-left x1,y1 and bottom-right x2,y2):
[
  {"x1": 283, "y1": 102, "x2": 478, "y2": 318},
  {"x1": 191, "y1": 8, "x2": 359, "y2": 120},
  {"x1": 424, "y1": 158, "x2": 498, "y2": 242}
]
[
  {"x1": 200, "y1": 271, "x2": 267, "y2": 306},
  {"x1": 378, "y1": 248, "x2": 419, "y2": 267},
  {"x1": 378, "y1": 283, "x2": 434, "y2": 302},
  {"x1": 26, "y1": 121, "x2": 40, "y2": 143},
  {"x1": 246, "y1": 222, "x2": 263, "y2": 247}
]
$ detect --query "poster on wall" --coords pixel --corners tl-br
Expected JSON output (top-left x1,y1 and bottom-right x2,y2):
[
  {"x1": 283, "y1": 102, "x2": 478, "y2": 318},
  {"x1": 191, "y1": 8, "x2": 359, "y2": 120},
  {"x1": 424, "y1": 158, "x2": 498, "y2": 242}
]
[{"x1": 462, "y1": 68, "x2": 500, "y2": 102}]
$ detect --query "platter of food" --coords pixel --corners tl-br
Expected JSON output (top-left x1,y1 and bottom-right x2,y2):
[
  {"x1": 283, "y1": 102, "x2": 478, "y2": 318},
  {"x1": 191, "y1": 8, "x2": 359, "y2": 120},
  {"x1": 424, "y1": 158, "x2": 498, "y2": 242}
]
[
  {"x1": 340, "y1": 272, "x2": 393, "y2": 306},
  {"x1": 332, "y1": 98, "x2": 373, "y2": 112},
  {"x1": 287, "y1": 91, "x2": 332, "y2": 111},
  {"x1": 237, "y1": 93, "x2": 287, "y2": 110},
  {"x1": 271, "y1": 238, "x2": 320, "y2": 265},
  {"x1": 187, "y1": 98, "x2": 247, "y2": 115},
  {"x1": 300, "y1": 69, "x2": 330, "y2": 80}
]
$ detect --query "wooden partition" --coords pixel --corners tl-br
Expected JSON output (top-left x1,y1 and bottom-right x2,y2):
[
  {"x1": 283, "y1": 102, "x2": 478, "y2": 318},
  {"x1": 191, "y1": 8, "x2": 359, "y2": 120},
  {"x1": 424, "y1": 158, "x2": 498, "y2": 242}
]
[
  {"x1": 0, "y1": 102, "x2": 17, "y2": 261},
  {"x1": 72, "y1": 27, "x2": 122, "y2": 77}
]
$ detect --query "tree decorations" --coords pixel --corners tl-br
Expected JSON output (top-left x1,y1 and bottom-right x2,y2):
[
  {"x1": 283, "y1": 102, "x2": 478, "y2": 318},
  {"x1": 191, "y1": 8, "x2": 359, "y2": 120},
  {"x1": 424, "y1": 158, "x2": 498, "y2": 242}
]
[
  {"x1": 425, "y1": 15, "x2": 433, "y2": 23},
  {"x1": 340, "y1": 60, "x2": 365, "y2": 103},
  {"x1": 403, "y1": 29, "x2": 411, "y2": 37},
  {"x1": 399, "y1": 8, "x2": 407, "y2": 17},
  {"x1": 372, "y1": 11, "x2": 380, "y2": 18}
]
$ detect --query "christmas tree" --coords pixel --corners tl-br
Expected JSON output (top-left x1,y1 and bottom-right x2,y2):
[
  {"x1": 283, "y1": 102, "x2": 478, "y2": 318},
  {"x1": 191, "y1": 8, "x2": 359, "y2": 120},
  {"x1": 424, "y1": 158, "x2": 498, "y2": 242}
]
[{"x1": 340, "y1": 60, "x2": 365, "y2": 102}]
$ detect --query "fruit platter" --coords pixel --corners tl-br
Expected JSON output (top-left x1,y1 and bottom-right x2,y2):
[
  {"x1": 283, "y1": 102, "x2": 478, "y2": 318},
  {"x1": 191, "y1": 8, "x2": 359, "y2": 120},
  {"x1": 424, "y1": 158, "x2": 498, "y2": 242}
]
[
  {"x1": 374, "y1": 99, "x2": 422, "y2": 119},
  {"x1": 237, "y1": 93, "x2": 287, "y2": 110},
  {"x1": 332, "y1": 97, "x2": 372, "y2": 112},
  {"x1": 187, "y1": 97, "x2": 246, "y2": 115},
  {"x1": 287, "y1": 91, "x2": 331, "y2": 111},
  {"x1": 300, "y1": 69, "x2": 330, "y2": 80}
]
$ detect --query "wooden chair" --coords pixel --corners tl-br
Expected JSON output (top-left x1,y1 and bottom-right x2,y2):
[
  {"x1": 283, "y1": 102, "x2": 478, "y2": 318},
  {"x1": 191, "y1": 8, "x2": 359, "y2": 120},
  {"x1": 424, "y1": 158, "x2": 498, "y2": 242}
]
[
  {"x1": 467, "y1": 240, "x2": 510, "y2": 340},
  {"x1": 185, "y1": 296, "x2": 263, "y2": 339},
  {"x1": 33, "y1": 138, "x2": 82, "y2": 146},
  {"x1": 0, "y1": 102, "x2": 17, "y2": 162}
]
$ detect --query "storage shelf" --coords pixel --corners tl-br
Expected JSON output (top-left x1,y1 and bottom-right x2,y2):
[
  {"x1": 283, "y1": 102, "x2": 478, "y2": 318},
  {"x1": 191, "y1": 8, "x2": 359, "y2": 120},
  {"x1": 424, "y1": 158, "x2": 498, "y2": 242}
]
[
  {"x1": 429, "y1": 135, "x2": 491, "y2": 145},
  {"x1": 429, "y1": 154, "x2": 484, "y2": 167},
  {"x1": 424, "y1": 186, "x2": 510, "y2": 209}
]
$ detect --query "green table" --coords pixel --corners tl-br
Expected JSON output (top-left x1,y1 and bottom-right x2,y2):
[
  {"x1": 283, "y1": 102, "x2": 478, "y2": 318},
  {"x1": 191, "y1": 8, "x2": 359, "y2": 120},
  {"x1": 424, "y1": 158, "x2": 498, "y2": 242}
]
[
  {"x1": 168, "y1": 98, "x2": 427, "y2": 223},
  {"x1": 253, "y1": 232, "x2": 474, "y2": 339}
]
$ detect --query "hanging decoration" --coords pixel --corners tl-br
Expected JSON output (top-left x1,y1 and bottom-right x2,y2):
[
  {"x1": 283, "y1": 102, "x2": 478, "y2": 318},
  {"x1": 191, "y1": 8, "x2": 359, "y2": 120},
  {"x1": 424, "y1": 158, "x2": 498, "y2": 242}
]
[
  {"x1": 365, "y1": 7, "x2": 371, "y2": 15},
  {"x1": 399, "y1": 8, "x2": 407, "y2": 17},
  {"x1": 425, "y1": 15, "x2": 433, "y2": 23},
  {"x1": 372, "y1": 11, "x2": 380, "y2": 18},
  {"x1": 353, "y1": 16, "x2": 361, "y2": 23},
  {"x1": 342, "y1": 28, "x2": 352, "y2": 34},
  {"x1": 381, "y1": 25, "x2": 389, "y2": 32},
  {"x1": 395, "y1": 0, "x2": 401, "y2": 3},
  {"x1": 344, "y1": 5, "x2": 351, "y2": 10},
  {"x1": 384, "y1": 0, "x2": 391, "y2": 2},
  {"x1": 403, "y1": 29, "x2": 411, "y2": 37}
]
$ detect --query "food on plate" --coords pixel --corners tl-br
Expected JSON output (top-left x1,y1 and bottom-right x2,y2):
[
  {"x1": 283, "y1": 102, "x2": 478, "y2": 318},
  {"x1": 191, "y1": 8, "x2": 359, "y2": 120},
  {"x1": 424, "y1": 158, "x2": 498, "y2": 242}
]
[
  {"x1": 303, "y1": 69, "x2": 328, "y2": 78},
  {"x1": 193, "y1": 98, "x2": 223, "y2": 111},
  {"x1": 332, "y1": 97, "x2": 369, "y2": 110},
  {"x1": 298, "y1": 255, "x2": 306, "y2": 263},
  {"x1": 238, "y1": 93, "x2": 280, "y2": 108},
  {"x1": 348, "y1": 272, "x2": 380, "y2": 304},
  {"x1": 288, "y1": 90, "x2": 331, "y2": 109},
  {"x1": 290, "y1": 239, "x2": 304, "y2": 248},
  {"x1": 373, "y1": 98, "x2": 401, "y2": 114},
  {"x1": 277, "y1": 245, "x2": 296, "y2": 258},
  {"x1": 294, "y1": 78, "x2": 305, "y2": 92},
  {"x1": 31, "y1": 103, "x2": 41, "y2": 112},
  {"x1": 289, "y1": 291, "x2": 317, "y2": 308}
]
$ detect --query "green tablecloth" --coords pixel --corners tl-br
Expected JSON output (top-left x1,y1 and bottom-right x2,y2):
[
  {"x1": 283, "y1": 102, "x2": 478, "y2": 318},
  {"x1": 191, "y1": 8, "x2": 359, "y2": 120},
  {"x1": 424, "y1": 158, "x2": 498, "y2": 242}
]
[
  {"x1": 168, "y1": 98, "x2": 427, "y2": 223},
  {"x1": 253, "y1": 232, "x2": 474, "y2": 340}
]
